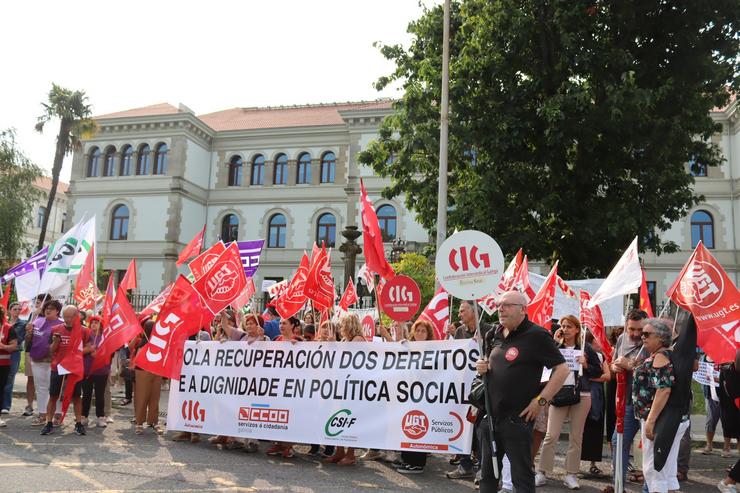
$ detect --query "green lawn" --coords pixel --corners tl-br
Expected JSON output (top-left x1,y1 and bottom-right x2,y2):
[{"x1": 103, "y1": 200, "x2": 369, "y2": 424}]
[{"x1": 692, "y1": 380, "x2": 706, "y2": 415}]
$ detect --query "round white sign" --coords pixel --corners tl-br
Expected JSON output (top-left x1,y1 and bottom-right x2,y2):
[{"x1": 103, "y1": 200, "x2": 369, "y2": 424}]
[{"x1": 435, "y1": 230, "x2": 505, "y2": 300}]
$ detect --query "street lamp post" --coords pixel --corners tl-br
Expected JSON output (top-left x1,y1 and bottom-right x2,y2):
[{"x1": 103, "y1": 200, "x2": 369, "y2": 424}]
[{"x1": 339, "y1": 225, "x2": 362, "y2": 290}]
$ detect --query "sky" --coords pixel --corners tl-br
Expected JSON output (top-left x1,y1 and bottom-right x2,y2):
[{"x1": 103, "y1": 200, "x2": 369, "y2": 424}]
[{"x1": 0, "y1": 0, "x2": 435, "y2": 181}]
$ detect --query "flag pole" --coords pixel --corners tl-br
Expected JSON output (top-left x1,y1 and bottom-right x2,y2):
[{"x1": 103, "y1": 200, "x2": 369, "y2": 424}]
[
  {"x1": 473, "y1": 300, "x2": 499, "y2": 479},
  {"x1": 435, "y1": 0, "x2": 451, "y2": 291}
]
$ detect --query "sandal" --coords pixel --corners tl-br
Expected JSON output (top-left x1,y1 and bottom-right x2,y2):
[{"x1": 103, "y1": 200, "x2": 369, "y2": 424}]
[
  {"x1": 676, "y1": 471, "x2": 688, "y2": 481},
  {"x1": 118, "y1": 398, "x2": 132, "y2": 406},
  {"x1": 135, "y1": 425, "x2": 144, "y2": 435},
  {"x1": 337, "y1": 457, "x2": 356, "y2": 466},
  {"x1": 589, "y1": 465, "x2": 603, "y2": 477},
  {"x1": 322, "y1": 453, "x2": 346, "y2": 463},
  {"x1": 627, "y1": 471, "x2": 644, "y2": 483}
]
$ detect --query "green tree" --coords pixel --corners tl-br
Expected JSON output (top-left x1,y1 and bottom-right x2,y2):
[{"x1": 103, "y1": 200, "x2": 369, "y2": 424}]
[
  {"x1": 35, "y1": 84, "x2": 95, "y2": 251},
  {"x1": 0, "y1": 129, "x2": 42, "y2": 269},
  {"x1": 360, "y1": 1, "x2": 740, "y2": 277},
  {"x1": 390, "y1": 252, "x2": 436, "y2": 311}
]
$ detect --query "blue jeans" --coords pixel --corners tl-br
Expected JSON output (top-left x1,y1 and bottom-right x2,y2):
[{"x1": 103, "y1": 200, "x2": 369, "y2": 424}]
[
  {"x1": 2, "y1": 351, "x2": 21, "y2": 410},
  {"x1": 610, "y1": 404, "x2": 640, "y2": 490}
]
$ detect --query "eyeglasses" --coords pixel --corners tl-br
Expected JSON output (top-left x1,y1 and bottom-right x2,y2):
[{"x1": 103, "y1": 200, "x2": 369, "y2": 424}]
[
  {"x1": 641, "y1": 331, "x2": 656, "y2": 339},
  {"x1": 498, "y1": 303, "x2": 524, "y2": 310}
]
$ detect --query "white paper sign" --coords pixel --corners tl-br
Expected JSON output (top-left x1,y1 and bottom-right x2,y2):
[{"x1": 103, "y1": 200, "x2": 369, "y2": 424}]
[
  {"x1": 168, "y1": 340, "x2": 479, "y2": 454},
  {"x1": 560, "y1": 348, "x2": 583, "y2": 372},
  {"x1": 692, "y1": 361, "x2": 719, "y2": 388}
]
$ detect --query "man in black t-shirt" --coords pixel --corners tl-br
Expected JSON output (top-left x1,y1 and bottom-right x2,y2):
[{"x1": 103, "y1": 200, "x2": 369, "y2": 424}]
[{"x1": 476, "y1": 290, "x2": 569, "y2": 493}]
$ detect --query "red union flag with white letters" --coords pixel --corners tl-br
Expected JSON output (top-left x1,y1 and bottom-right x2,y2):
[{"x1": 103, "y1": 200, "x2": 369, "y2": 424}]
[
  {"x1": 666, "y1": 241, "x2": 740, "y2": 363},
  {"x1": 419, "y1": 287, "x2": 450, "y2": 340},
  {"x1": 192, "y1": 242, "x2": 247, "y2": 315},
  {"x1": 189, "y1": 241, "x2": 226, "y2": 281},
  {"x1": 275, "y1": 253, "x2": 310, "y2": 319},
  {"x1": 303, "y1": 245, "x2": 334, "y2": 311},
  {"x1": 134, "y1": 275, "x2": 209, "y2": 379},
  {"x1": 527, "y1": 261, "x2": 558, "y2": 330}
]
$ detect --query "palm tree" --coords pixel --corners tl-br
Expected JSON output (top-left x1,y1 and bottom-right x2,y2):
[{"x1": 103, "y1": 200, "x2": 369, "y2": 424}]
[{"x1": 35, "y1": 84, "x2": 95, "y2": 251}]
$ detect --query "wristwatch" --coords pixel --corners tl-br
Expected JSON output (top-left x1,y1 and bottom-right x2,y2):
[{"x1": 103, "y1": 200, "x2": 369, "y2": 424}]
[{"x1": 536, "y1": 395, "x2": 547, "y2": 406}]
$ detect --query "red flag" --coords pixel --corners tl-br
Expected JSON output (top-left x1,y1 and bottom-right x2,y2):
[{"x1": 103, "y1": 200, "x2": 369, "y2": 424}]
[
  {"x1": 139, "y1": 283, "x2": 173, "y2": 320},
  {"x1": 232, "y1": 277, "x2": 256, "y2": 313},
  {"x1": 134, "y1": 275, "x2": 210, "y2": 379},
  {"x1": 359, "y1": 179, "x2": 395, "y2": 280},
  {"x1": 666, "y1": 241, "x2": 740, "y2": 363},
  {"x1": 527, "y1": 262, "x2": 558, "y2": 329},
  {"x1": 556, "y1": 275, "x2": 577, "y2": 299},
  {"x1": 177, "y1": 225, "x2": 205, "y2": 266},
  {"x1": 57, "y1": 316, "x2": 85, "y2": 422},
  {"x1": 188, "y1": 241, "x2": 226, "y2": 281},
  {"x1": 497, "y1": 248, "x2": 523, "y2": 294},
  {"x1": 513, "y1": 255, "x2": 537, "y2": 301},
  {"x1": 319, "y1": 309, "x2": 329, "y2": 328},
  {"x1": 0, "y1": 281, "x2": 11, "y2": 311},
  {"x1": 339, "y1": 278, "x2": 358, "y2": 311},
  {"x1": 119, "y1": 259, "x2": 137, "y2": 293},
  {"x1": 74, "y1": 245, "x2": 98, "y2": 311},
  {"x1": 303, "y1": 244, "x2": 334, "y2": 311},
  {"x1": 91, "y1": 288, "x2": 142, "y2": 372},
  {"x1": 579, "y1": 290, "x2": 612, "y2": 362},
  {"x1": 275, "y1": 254, "x2": 310, "y2": 318},
  {"x1": 192, "y1": 242, "x2": 248, "y2": 315},
  {"x1": 419, "y1": 287, "x2": 450, "y2": 340},
  {"x1": 639, "y1": 268, "x2": 654, "y2": 317},
  {"x1": 101, "y1": 274, "x2": 116, "y2": 327}
]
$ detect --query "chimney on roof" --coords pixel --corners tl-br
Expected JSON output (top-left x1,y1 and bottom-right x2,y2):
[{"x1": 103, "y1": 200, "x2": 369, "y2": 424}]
[{"x1": 178, "y1": 103, "x2": 195, "y2": 114}]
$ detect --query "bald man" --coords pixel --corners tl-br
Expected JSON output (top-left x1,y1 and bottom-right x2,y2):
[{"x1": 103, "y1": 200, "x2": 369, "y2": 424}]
[{"x1": 475, "y1": 290, "x2": 569, "y2": 493}]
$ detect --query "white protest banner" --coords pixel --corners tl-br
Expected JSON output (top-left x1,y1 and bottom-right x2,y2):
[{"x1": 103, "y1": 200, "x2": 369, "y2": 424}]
[
  {"x1": 560, "y1": 348, "x2": 583, "y2": 372},
  {"x1": 692, "y1": 361, "x2": 719, "y2": 388},
  {"x1": 168, "y1": 340, "x2": 479, "y2": 454},
  {"x1": 261, "y1": 279, "x2": 277, "y2": 292}
]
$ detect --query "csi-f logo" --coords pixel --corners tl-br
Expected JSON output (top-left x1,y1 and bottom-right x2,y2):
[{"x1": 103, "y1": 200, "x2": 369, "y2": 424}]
[
  {"x1": 181, "y1": 400, "x2": 205, "y2": 422},
  {"x1": 325, "y1": 409, "x2": 356, "y2": 437},
  {"x1": 448, "y1": 245, "x2": 490, "y2": 272},
  {"x1": 388, "y1": 285, "x2": 414, "y2": 303},
  {"x1": 206, "y1": 262, "x2": 240, "y2": 301},
  {"x1": 402, "y1": 410, "x2": 428, "y2": 440}
]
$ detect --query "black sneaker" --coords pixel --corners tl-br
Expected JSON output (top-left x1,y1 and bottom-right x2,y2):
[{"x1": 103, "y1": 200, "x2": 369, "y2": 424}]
[
  {"x1": 308, "y1": 445, "x2": 321, "y2": 456},
  {"x1": 397, "y1": 464, "x2": 424, "y2": 474},
  {"x1": 74, "y1": 422, "x2": 86, "y2": 436},
  {"x1": 40, "y1": 422, "x2": 53, "y2": 435}
]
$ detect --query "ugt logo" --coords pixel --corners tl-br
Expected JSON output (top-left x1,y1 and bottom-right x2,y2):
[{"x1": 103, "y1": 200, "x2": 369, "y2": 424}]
[
  {"x1": 181, "y1": 400, "x2": 206, "y2": 422},
  {"x1": 402, "y1": 410, "x2": 428, "y2": 440},
  {"x1": 679, "y1": 261, "x2": 724, "y2": 309},
  {"x1": 449, "y1": 245, "x2": 490, "y2": 272},
  {"x1": 388, "y1": 285, "x2": 414, "y2": 303},
  {"x1": 206, "y1": 262, "x2": 239, "y2": 301}
]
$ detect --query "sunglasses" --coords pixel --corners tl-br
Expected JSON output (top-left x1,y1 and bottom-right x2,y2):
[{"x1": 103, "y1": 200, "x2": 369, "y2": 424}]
[{"x1": 641, "y1": 331, "x2": 657, "y2": 339}]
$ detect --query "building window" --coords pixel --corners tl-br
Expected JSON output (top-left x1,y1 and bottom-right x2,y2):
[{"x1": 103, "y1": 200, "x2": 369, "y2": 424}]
[
  {"x1": 297, "y1": 153, "x2": 311, "y2": 184},
  {"x1": 110, "y1": 204, "x2": 129, "y2": 240},
  {"x1": 120, "y1": 145, "x2": 133, "y2": 176},
  {"x1": 61, "y1": 212, "x2": 67, "y2": 232},
  {"x1": 154, "y1": 143, "x2": 168, "y2": 175},
  {"x1": 274, "y1": 153, "x2": 287, "y2": 185},
  {"x1": 87, "y1": 147, "x2": 101, "y2": 177},
  {"x1": 689, "y1": 156, "x2": 707, "y2": 177},
  {"x1": 251, "y1": 154, "x2": 265, "y2": 185},
  {"x1": 221, "y1": 214, "x2": 239, "y2": 243},
  {"x1": 103, "y1": 147, "x2": 116, "y2": 177},
  {"x1": 316, "y1": 213, "x2": 336, "y2": 248},
  {"x1": 268, "y1": 213, "x2": 287, "y2": 248},
  {"x1": 36, "y1": 206, "x2": 47, "y2": 228},
  {"x1": 320, "y1": 151, "x2": 336, "y2": 183},
  {"x1": 136, "y1": 144, "x2": 151, "y2": 175},
  {"x1": 228, "y1": 155, "x2": 243, "y2": 186},
  {"x1": 690, "y1": 210, "x2": 714, "y2": 248},
  {"x1": 376, "y1": 204, "x2": 397, "y2": 242}
]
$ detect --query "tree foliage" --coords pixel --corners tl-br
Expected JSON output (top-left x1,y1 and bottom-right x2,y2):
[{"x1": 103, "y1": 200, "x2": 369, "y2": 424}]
[
  {"x1": 390, "y1": 252, "x2": 436, "y2": 312},
  {"x1": 360, "y1": 0, "x2": 740, "y2": 277},
  {"x1": 0, "y1": 129, "x2": 42, "y2": 268},
  {"x1": 35, "y1": 83, "x2": 95, "y2": 250}
]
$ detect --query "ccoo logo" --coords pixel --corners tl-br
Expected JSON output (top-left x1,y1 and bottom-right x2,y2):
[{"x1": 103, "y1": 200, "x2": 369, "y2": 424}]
[
  {"x1": 182, "y1": 400, "x2": 206, "y2": 422},
  {"x1": 205, "y1": 261, "x2": 240, "y2": 301},
  {"x1": 448, "y1": 245, "x2": 490, "y2": 272}
]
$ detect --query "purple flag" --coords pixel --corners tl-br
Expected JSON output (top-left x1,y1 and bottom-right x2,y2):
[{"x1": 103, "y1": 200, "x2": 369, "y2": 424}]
[
  {"x1": 237, "y1": 240, "x2": 264, "y2": 278},
  {"x1": 1, "y1": 246, "x2": 48, "y2": 284}
]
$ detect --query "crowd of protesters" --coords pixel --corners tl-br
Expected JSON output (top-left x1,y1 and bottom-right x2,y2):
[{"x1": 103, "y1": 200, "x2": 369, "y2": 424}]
[{"x1": 0, "y1": 290, "x2": 739, "y2": 493}]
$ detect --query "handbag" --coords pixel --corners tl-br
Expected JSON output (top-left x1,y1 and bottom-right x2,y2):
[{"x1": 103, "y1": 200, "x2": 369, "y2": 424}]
[
  {"x1": 468, "y1": 375, "x2": 486, "y2": 411},
  {"x1": 551, "y1": 373, "x2": 580, "y2": 407}
]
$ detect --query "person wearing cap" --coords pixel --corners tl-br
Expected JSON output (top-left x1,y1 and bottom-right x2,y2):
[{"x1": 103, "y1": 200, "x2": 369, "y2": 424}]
[{"x1": 25, "y1": 299, "x2": 64, "y2": 427}]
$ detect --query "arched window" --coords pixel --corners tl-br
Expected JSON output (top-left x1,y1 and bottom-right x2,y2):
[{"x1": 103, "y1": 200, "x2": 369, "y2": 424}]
[
  {"x1": 376, "y1": 204, "x2": 397, "y2": 242},
  {"x1": 103, "y1": 147, "x2": 116, "y2": 177},
  {"x1": 221, "y1": 214, "x2": 239, "y2": 243},
  {"x1": 274, "y1": 153, "x2": 288, "y2": 185},
  {"x1": 690, "y1": 210, "x2": 714, "y2": 248},
  {"x1": 87, "y1": 147, "x2": 101, "y2": 177},
  {"x1": 120, "y1": 145, "x2": 133, "y2": 176},
  {"x1": 110, "y1": 205, "x2": 129, "y2": 240},
  {"x1": 320, "y1": 151, "x2": 336, "y2": 183},
  {"x1": 154, "y1": 143, "x2": 168, "y2": 175},
  {"x1": 136, "y1": 144, "x2": 151, "y2": 175},
  {"x1": 251, "y1": 154, "x2": 265, "y2": 185},
  {"x1": 36, "y1": 206, "x2": 47, "y2": 228},
  {"x1": 297, "y1": 153, "x2": 311, "y2": 184},
  {"x1": 268, "y1": 214, "x2": 287, "y2": 248},
  {"x1": 227, "y1": 155, "x2": 243, "y2": 186},
  {"x1": 316, "y1": 213, "x2": 336, "y2": 248}
]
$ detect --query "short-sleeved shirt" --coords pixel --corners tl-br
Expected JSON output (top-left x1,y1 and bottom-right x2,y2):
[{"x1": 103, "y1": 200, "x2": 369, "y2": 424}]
[
  {"x1": 83, "y1": 331, "x2": 109, "y2": 376},
  {"x1": 486, "y1": 317, "x2": 565, "y2": 417},
  {"x1": 50, "y1": 324, "x2": 80, "y2": 372},
  {"x1": 29, "y1": 317, "x2": 63, "y2": 361},
  {"x1": 614, "y1": 334, "x2": 648, "y2": 405},
  {"x1": 0, "y1": 323, "x2": 19, "y2": 366},
  {"x1": 632, "y1": 350, "x2": 675, "y2": 420}
]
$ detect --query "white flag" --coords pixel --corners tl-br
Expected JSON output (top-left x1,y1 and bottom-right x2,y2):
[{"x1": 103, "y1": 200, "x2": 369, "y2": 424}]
[
  {"x1": 358, "y1": 263, "x2": 375, "y2": 293},
  {"x1": 39, "y1": 216, "x2": 96, "y2": 294},
  {"x1": 69, "y1": 216, "x2": 95, "y2": 275},
  {"x1": 587, "y1": 237, "x2": 641, "y2": 308}
]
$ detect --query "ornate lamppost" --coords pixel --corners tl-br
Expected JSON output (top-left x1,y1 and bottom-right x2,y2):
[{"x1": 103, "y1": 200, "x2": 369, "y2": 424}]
[{"x1": 339, "y1": 225, "x2": 362, "y2": 290}]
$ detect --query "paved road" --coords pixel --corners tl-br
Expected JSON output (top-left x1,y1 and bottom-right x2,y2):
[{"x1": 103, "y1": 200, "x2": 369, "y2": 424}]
[{"x1": 1, "y1": 380, "x2": 735, "y2": 492}]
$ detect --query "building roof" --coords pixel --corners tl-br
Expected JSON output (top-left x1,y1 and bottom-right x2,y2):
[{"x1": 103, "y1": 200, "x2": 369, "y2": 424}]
[
  {"x1": 34, "y1": 176, "x2": 68, "y2": 194},
  {"x1": 94, "y1": 103, "x2": 184, "y2": 120}
]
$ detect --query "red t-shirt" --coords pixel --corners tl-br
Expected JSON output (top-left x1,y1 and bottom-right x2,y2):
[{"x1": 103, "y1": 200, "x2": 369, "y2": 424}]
[
  {"x1": 0, "y1": 323, "x2": 18, "y2": 367},
  {"x1": 50, "y1": 325, "x2": 78, "y2": 371}
]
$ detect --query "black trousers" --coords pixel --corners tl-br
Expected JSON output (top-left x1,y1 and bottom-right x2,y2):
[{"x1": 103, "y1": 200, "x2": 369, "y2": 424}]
[
  {"x1": 0, "y1": 366, "x2": 9, "y2": 410},
  {"x1": 400, "y1": 451, "x2": 428, "y2": 467},
  {"x1": 480, "y1": 415, "x2": 535, "y2": 493},
  {"x1": 82, "y1": 374, "x2": 108, "y2": 418}
]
